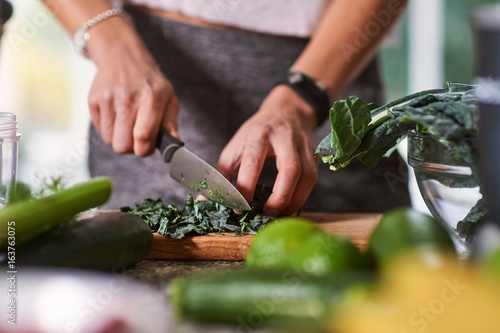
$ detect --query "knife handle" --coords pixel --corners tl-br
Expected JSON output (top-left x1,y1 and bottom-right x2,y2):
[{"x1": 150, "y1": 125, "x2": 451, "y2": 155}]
[{"x1": 156, "y1": 127, "x2": 184, "y2": 163}]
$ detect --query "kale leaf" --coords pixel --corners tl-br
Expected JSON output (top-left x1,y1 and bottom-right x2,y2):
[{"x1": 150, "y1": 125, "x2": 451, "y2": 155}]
[
  {"x1": 457, "y1": 198, "x2": 488, "y2": 245},
  {"x1": 316, "y1": 82, "x2": 478, "y2": 171},
  {"x1": 315, "y1": 96, "x2": 376, "y2": 170},
  {"x1": 121, "y1": 185, "x2": 275, "y2": 239},
  {"x1": 316, "y1": 82, "x2": 486, "y2": 243}
]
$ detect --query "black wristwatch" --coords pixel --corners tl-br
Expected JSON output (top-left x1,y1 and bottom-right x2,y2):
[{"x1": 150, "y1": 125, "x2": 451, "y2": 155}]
[{"x1": 282, "y1": 71, "x2": 331, "y2": 125}]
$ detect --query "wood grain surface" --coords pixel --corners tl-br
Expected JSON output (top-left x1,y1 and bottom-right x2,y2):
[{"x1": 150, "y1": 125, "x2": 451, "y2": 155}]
[{"x1": 146, "y1": 213, "x2": 381, "y2": 261}]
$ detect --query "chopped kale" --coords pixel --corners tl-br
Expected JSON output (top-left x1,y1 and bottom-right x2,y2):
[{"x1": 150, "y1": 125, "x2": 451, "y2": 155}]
[{"x1": 121, "y1": 185, "x2": 275, "y2": 239}]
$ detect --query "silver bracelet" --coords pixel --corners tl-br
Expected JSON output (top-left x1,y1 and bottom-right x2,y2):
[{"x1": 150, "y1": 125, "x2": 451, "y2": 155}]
[{"x1": 73, "y1": 8, "x2": 132, "y2": 58}]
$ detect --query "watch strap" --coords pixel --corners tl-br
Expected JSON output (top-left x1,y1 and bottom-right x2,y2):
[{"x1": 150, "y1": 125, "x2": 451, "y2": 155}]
[{"x1": 282, "y1": 71, "x2": 331, "y2": 125}]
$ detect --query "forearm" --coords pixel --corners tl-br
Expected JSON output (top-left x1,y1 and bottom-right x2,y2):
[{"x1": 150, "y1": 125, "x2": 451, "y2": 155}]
[
  {"x1": 291, "y1": 0, "x2": 408, "y2": 101},
  {"x1": 40, "y1": 0, "x2": 113, "y2": 33}
]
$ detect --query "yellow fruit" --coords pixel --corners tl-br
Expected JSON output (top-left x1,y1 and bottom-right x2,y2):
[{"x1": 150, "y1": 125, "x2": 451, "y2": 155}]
[{"x1": 331, "y1": 253, "x2": 500, "y2": 333}]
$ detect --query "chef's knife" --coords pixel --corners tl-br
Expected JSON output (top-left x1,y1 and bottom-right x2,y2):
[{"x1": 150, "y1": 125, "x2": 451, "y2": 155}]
[{"x1": 155, "y1": 128, "x2": 251, "y2": 210}]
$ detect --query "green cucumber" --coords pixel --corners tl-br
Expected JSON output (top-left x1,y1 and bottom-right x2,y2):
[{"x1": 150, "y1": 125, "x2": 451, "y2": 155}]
[
  {"x1": 16, "y1": 212, "x2": 153, "y2": 270},
  {"x1": 169, "y1": 270, "x2": 373, "y2": 328},
  {"x1": 0, "y1": 177, "x2": 112, "y2": 247}
]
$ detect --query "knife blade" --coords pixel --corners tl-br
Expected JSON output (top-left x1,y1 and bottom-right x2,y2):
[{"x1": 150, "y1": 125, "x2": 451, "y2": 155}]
[{"x1": 155, "y1": 128, "x2": 251, "y2": 210}]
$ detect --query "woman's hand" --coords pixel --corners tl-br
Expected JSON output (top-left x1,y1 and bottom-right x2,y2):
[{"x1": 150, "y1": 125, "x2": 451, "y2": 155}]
[
  {"x1": 87, "y1": 18, "x2": 179, "y2": 157},
  {"x1": 217, "y1": 85, "x2": 319, "y2": 216}
]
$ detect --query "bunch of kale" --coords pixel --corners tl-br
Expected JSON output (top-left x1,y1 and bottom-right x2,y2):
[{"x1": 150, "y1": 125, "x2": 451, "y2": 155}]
[
  {"x1": 315, "y1": 82, "x2": 477, "y2": 171},
  {"x1": 315, "y1": 82, "x2": 486, "y2": 243},
  {"x1": 121, "y1": 185, "x2": 274, "y2": 239}
]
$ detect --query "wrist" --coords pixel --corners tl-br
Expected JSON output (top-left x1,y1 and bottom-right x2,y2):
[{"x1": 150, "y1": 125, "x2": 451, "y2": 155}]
[
  {"x1": 73, "y1": 8, "x2": 133, "y2": 58},
  {"x1": 85, "y1": 16, "x2": 145, "y2": 66},
  {"x1": 267, "y1": 85, "x2": 319, "y2": 129},
  {"x1": 278, "y1": 70, "x2": 331, "y2": 126}
]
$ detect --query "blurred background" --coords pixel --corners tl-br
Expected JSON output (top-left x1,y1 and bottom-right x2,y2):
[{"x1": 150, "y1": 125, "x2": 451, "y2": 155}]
[{"x1": 0, "y1": 0, "x2": 498, "y2": 210}]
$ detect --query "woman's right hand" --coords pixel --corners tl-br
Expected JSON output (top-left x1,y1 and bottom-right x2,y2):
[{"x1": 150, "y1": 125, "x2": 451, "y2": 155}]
[{"x1": 86, "y1": 16, "x2": 179, "y2": 157}]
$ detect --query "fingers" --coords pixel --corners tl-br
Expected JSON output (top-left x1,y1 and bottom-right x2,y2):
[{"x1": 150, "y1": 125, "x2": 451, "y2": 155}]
[
  {"x1": 281, "y1": 133, "x2": 318, "y2": 214},
  {"x1": 112, "y1": 89, "x2": 136, "y2": 154},
  {"x1": 262, "y1": 129, "x2": 302, "y2": 216},
  {"x1": 88, "y1": 69, "x2": 178, "y2": 156},
  {"x1": 133, "y1": 78, "x2": 178, "y2": 156},
  {"x1": 132, "y1": 89, "x2": 162, "y2": 156},
  {"x1": 216, "y1": 151, "x2": 238, "y2": 184},
  {"x1": 98, "y1": 92, "x2": 115, "y2": 145},
  {"x1": 88, "y1": 95, "x2": 101, "y2": 133},
  {"x1": 217, "y1": 122, "x2": 317, "y2": 217},
  {"x1": 88, "y1": 78, "x2": 112, "y2": 145},
  {"x1": 234, "y1": 127, "x2": 270, "y2": 203}
]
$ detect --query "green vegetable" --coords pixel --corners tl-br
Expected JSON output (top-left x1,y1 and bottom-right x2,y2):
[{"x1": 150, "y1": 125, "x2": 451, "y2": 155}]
[
  {"x1": 457, "y1": 198, "x2": 488, "y2": 244},
  {"x1": 368, "y1": 207, "x2": 456, "y2": 269},
  {"x1": 33, "y1": 175, "x2": 67, "y2": 198},
  {"x1": 4, "y1": 182, "x2": 33, "y2": 204},
  {"x1": 245, "y1": 217, "x2": 323, "y2": 269},
  {"x1": 122, "y1": 184, "x2": 274, "y2": 239},
  {"x1": 316, "y1": 82, "x2": 484, "y2": 242},
  {"x1": 289, "y1": 231, "x2": 368, "y2": 275},
  {"x1": 14, "y1": 212, "x2": 152, "y2": 270},
  {"x1": 169, "y1": 269, "x2": 373, "y2": 329},
  {"x1": 315, "y1": 82, "x2": 477, "y2": 171},
  {"x1": 3, "y1": 175, "x2": 68, "y2": 205},
  {"x1": 323, "y1": 96, "x2": 375, "y2": 168},
  {"x1": 0, "y1": 177, "x2": 112, "y2": 247},
  {"x1": 482, "y1": 246, "x2": 500, "y2": 280},
  {"x1": 245, "y1": 217, "x2": 368, "y2": 275}
]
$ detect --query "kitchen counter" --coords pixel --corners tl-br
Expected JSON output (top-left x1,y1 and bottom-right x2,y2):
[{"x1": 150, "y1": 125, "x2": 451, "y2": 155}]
[
  {"x1": 122, "y1": 260, "x2": 264, "y2": 333},
  {"x1": 120, "y1": 213, "x2": 381, "y2": 332},
  {"x1": 122, "y1": 259, "x2": 244, "y2": 290}
]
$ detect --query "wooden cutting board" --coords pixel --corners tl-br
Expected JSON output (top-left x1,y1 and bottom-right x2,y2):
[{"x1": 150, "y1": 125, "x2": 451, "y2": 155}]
[{"x1": 146, "y1": 213, "x2": 381, "y2": 261}]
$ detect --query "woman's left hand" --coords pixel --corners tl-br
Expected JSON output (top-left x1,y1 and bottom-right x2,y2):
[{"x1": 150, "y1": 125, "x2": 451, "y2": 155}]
[{"x1": 216, "y1": 85, "x2": 319, "y2": 216}]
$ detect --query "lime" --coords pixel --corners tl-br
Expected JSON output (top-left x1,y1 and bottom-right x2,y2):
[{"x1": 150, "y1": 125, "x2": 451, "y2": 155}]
[
  {"x1": 368, "y1": 207, "x2": 456, "y2": 269},
  {"x1": 245, "y1": 217, "x2": 323, "y2": 269},
  {"x1": 289, "y1": 232, "x2": 367, "y2": 275}
]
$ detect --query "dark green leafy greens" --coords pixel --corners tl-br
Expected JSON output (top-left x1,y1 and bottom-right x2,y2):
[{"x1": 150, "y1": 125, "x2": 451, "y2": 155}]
[
  {"x1": 315, "y1": 82, "x2": 485, "y2": 244},
  {"x1": 121, "y1": 185, "x2": 275, "y2": 239},
  {"x1": 457, "y1": 198, "x2": 488, "y2": 245},
  {"x1": 315, "y1": 82, "x2": 477, "y2": 171}
]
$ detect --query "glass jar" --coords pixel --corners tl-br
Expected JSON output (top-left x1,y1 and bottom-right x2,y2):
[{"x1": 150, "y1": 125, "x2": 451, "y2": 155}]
[
  {"x1": 0, "y1": 112, "x2": 22, "y2": 207},
  {"x1": 407, "y1": 131, "x2": 481, "y2": 258}
]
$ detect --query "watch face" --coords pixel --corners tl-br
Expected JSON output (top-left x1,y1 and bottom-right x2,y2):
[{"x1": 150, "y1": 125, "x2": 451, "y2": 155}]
[{"x1": 288, "y1": 72, "x2": 303, "y2": 84}]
